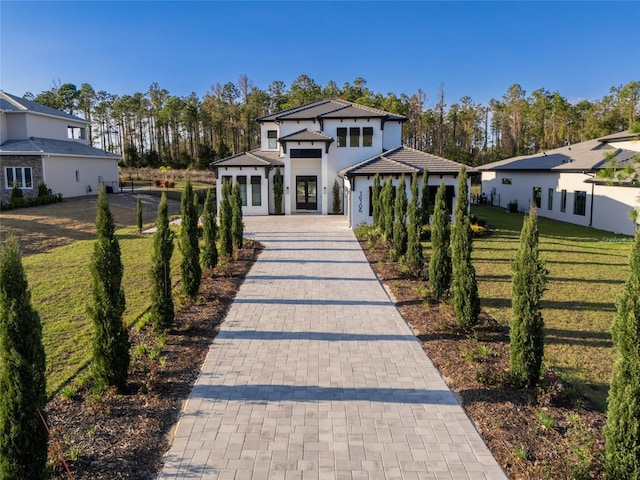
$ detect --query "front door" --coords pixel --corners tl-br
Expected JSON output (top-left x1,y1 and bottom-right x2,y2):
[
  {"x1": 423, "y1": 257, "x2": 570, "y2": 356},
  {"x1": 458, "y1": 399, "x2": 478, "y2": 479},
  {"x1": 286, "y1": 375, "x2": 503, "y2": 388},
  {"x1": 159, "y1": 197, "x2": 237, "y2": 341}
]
[{"x1": 296, "y1": 176, "x2": 317, "y2": 210}]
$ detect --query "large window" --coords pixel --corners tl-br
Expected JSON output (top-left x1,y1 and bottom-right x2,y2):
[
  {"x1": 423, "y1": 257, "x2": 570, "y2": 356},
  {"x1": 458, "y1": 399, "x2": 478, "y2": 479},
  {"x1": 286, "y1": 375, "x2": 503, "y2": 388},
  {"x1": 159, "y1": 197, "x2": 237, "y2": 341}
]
[
  {"x1": 363, "y1": 127, "x2": 373, "y2": 147},
  {"x1": 290, "y1": 149, "x2": 322, "y2": 158},
  {"x1": 237, "y1": 176, "x2": 247, "y2": 206},
  {"x1": 67, "y1": 126, "x2": 85, "y2": 140},
  {"x1": 560, "y1": 189, "x2": 567, "y2": 213},
  {"x1": 349, "y1": 127, "x2": 360, "y2": 147},
  {"x1": 547, "y1": 188, "x2": 554, "y2": 210},
  {"x1": 337, "y1": 128, "x2": 347, "y2": 147},
  {"x1": 267, "y1": 130, "x2": 277, "y2": 149},
  {"x1": 251, "y1": 176, "x2": 261, "y2": 206},
  {"x1": 5, "y1": 167, "x2": 33, "y2": 189},
  {"x1": 574, "y1": 190, "x2": 587, "y2": 216}
]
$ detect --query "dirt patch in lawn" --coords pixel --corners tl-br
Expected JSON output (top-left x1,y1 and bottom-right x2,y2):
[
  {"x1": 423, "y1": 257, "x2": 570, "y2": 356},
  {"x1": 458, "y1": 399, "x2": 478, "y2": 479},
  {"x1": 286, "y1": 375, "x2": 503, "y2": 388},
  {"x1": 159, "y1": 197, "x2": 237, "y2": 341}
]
[{"x1": 361, "y1": 235, "x2": 606, "y2": 480}]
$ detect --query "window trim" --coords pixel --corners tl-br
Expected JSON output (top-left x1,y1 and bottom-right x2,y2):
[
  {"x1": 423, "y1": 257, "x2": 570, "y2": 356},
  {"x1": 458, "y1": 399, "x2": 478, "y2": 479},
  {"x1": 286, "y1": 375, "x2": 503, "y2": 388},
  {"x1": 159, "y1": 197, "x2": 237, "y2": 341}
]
[
  {"x1": 5, "y1": 166, "x2": 33, "y2": 189},
  {"x1": 547, "y1": 188, "x2": 553, "y2": 211},
  {"x1": 337, "y1": 128, "x2": 347, "y2": 147},
  {"x1": 574, "y1": 190, "x2": 587, "y2": 216},
  {"x1": 67, "y1": 126, "x2": 86, "y2": 140},
  {"x1": 363, "y1": 127, "x2": 373, "y2": 147},
  {"x1": 251, "y1": 175, "x2": 261, "y2": 207},
  {"x1": 349, "y1": 127, "x2": 360, "y2": 147},
  {"x1": 560, "y1": 189, "x2": 567, "y2": 213},
  {"x1": 267, "y1": 130, "x2": 278, "y2": 149},
  {"x1": 237, "y1": 175, "x2": 247, "y2": 207}
]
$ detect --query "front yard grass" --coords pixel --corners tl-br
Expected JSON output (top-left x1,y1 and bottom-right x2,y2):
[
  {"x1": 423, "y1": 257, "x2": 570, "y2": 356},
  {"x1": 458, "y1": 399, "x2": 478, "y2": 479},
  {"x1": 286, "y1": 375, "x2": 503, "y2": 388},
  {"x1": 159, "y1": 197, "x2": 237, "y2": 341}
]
[{"x1": 471, "y1": 205, "x2": 633, "y2": 408}]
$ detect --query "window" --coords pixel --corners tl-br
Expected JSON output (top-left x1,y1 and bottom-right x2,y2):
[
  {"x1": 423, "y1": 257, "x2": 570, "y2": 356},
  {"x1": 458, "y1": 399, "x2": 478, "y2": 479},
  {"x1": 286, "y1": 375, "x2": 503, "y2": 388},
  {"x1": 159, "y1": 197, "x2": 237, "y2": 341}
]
[
  {"x1": 547, "y1": 188, "x2": 554, "y2": 210},
  {"x1": 67, "y1": 126, "x2": 85, "y2": 140},
  {"x1": 363, "y1": 127, "x2": 373, "y2": 147},
  {"x1": 75, "y1": 170, "x2": 80, "y2": 183},
  {"x1": 267, "y1": 130, "x2": 277, "y2": 149},
  {"x1": 251, "y1": 176, "x2": 261, "y2": 206},
  {"x1": 290, "y1": 149, "x2": 322, "y2": 158},
  {"x1": 349, "y1": 127, "x2": 360, "y2": 147},
  {"x1": 501, "y1": 178, "x2": 512, "y2": 185},
  {"x1": 5, "y1": 167, "x2": 33, "y2": 189},
  {"x1": 337, "y1": 128, "x2": 347, "y2": 147},
  {"x1": 560, "y1": 190, "x2": 567, "y2": 213},
  {"x1": 574, "y1": 190, "x2": 586, "y2": 216},
  {"x1": 532, "y1": 187, "x2": 542, "y2": 208},
  {"x1": 237, "y1": 176, "x2": 247, "y2": 206},
  {"x1": 428, "y1": 185, "x2": 456, "y2": 213}
]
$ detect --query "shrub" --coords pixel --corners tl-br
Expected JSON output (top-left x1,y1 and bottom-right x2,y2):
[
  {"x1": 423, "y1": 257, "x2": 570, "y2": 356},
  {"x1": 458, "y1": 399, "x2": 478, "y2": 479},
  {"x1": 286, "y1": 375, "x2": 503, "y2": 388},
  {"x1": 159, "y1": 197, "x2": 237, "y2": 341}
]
[
  {"x1": 372, "y1": 173, "x2": 381, "y2": 228},
  {"x1": 429, "y1": 181, "x2": 452, "y2": 301},
  {"x1": 219, "y1": 179, "x2": 233, "y2": 257},
  {"x1": 471, "y1": 224, "x2": 488, "y2": 237},
  {"x1": 37, "y1": 180, "x2": 48, "y2": 197},
  {"x1": 150, "y1": 192, "x2": 175, "y2": 332},
  {"x1": 406, "y1": 172, "x2": 424, "y2": 273},
  {"x1": 179, "y1": 178, "x2": 201, "y2": 298},
  {"x1": 508, "y1": 200, "x2": 519, "y2": 213},
  {"x1": 136, "y1": 196, "x2": 143, "y2": 233},
  {"x1": 232, "y1": 182, "x2": 243, "y2": 249},
  {"x1": 332, "y1": 179, "x2": 341, "y2": 214},
  {"x1": 393, "y1": 175, "x2": 408, "y2": 260},
  {"x1": 201, "y1": 188, "x2": 218, "y2": 269},
  {"x1": 273, "y1": 166, "x2": 283, "y2": 214}
]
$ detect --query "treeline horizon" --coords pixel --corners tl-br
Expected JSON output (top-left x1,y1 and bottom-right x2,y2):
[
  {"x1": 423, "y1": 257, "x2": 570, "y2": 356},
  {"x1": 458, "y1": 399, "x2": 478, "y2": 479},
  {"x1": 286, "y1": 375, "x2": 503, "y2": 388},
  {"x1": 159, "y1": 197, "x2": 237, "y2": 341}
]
[{"x1": 23, "y1": 75, "x2": 639, "y2": 169}]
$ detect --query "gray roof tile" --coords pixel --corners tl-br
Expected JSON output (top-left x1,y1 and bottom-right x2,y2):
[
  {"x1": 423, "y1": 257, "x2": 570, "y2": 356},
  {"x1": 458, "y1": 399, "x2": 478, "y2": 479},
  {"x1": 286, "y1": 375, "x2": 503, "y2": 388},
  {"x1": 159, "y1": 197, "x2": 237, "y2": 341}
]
[
  {"x1": 279, "y1": 129, "x2": 334, "y2": 143},
  {"x1": 210, "y1": 149, "x2": 284, "y2": 168},
  {"x1": 257, "y1": 99, "x2": 406, "y2": 123},
  {"x1": 0, "y1": 137, "x2": 120, "y2": 158},
  {"x1": 0, "y1": 91, "x2": 89, "y2": 123}
]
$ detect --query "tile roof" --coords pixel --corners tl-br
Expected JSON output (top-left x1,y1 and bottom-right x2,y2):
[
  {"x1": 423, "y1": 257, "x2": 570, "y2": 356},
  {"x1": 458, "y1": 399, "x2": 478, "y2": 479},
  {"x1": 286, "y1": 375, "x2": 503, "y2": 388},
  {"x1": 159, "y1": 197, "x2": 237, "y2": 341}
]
[
  {"x1": 0, "y1": 91, "x2": 89, "y2": 123},
  {"x1": 596, "y1": 130, "x2": 639, "y2": 142},
  {"x1": 477, "y1": 139, "x2": 638, "y2": 172},
  {"x1": 257, "y1": 99, "x2": 406, "y2": 123},
  {"x1": 339, "y1": 146, "x2": 470, "y2": 176},
  {"x1": 0, "y1": 137, "x2": 120, "y2": 158},
  {"x1": 278, "y1": 129, "x2": 334, "y2": 143},
  {"x1": 210, "y1": 149, "x2": 284, "y2": 168}
]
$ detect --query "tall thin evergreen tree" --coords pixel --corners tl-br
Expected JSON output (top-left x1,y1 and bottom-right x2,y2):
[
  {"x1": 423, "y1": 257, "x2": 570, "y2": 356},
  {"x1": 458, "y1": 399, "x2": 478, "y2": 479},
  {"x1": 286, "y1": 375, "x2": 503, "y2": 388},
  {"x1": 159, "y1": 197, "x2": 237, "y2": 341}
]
[
  {"x1": 219, "y1": 179, "x2": 233, "y2": 257},
  {"x1": 393, "y1": 175, "x2": 408, "y2": 260},
  {"x1": 180, "y1": 178, "x2": 201, "y2": 298},
  {"x1": 605, "y1": 230, "x2": 640, "y2": 478},
  {"x1": 232, "y1": 182, "x2": 244, "y2": 249},
  {"x1": 201, "y1": 188, "x2": 218, "y2": 269},
  {"x1": 372, "y1": 173, "x2": 381, "y2": 228},
  {"x1": 407, "y1": 172, "x2": 424, "y2": 273},
  {"x1": 420, "y1": 168, "x2": 430, "y2": 226},
  {"x1": 451, "y1": 168, "x2": 480, "y2": 328},
  {"x1": 510, "y1": 203, "x2": 548, "y2": 387},
  {"x1": 429, "y1": 181, "x2": 452, "y2": 300},
  {"x1": 137, "y1": 195, "x2": 143, "y2": 233},
  {"x1": 273, "y1": 167, "x2": 283, "y2": 214},
  {"x1": 0, "y1": 234, "x2": 48, "y2": 480},
  {"x1": 150, "y1": 192, "x2": 174, "y2": 331},
  {"x1": 381, "y1": 178, "x2": 395, "y2": 241},
  {"x1": 88, "y1": 186, "x2": 130, "y2": 391}
]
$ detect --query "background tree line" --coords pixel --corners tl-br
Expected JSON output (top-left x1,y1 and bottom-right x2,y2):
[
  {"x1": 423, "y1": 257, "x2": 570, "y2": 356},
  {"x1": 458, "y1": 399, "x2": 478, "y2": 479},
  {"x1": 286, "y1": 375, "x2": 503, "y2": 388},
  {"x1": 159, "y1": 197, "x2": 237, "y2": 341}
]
[{"x1": 24, "y1": 76, "x2": 639, "y2": 169}]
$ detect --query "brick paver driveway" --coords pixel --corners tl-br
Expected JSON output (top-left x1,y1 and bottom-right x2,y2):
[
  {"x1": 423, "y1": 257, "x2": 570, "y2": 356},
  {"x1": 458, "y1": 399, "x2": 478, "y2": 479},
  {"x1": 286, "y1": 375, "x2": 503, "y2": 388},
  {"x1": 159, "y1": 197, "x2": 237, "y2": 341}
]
[{"x1": 159, "y1": 215, "x2": 507, "y2": 479}]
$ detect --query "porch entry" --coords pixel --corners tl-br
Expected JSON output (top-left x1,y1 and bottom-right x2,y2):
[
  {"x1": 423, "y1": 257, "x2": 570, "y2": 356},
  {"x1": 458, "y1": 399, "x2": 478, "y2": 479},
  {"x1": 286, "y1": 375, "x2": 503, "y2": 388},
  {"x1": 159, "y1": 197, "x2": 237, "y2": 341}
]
[{"x1": 296, "y1": 176, "x2": 317, "y2": 210}]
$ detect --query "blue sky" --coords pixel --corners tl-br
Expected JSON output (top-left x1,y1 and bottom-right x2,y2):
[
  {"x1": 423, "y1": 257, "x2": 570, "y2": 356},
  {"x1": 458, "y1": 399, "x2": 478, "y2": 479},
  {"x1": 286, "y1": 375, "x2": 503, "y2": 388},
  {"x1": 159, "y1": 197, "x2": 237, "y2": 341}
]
[{"x1": 1, "y1": 1, "x2": 639, "y2": 108}]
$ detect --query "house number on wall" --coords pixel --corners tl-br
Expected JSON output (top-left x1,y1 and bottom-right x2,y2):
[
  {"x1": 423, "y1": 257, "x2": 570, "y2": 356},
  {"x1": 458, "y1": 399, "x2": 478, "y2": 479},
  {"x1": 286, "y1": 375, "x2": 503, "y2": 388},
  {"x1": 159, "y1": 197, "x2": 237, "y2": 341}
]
[{"x1": 358, "y1": 191, "x2": 363, "y2": 213}]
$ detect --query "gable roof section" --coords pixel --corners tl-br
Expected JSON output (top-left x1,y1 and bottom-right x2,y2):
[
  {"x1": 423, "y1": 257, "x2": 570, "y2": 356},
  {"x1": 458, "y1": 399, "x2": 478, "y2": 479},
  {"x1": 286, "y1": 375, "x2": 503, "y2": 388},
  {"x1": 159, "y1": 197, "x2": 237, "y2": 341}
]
[
  {"x1": 0, "y1": 91, "x2": 89, "y2": 124},
  {"x1": 339, "y1": 146, "x2": 470, "y2": 176},
  {"x1": 210, "y1": 149, "x2": 284, "y2": 168},
  {"x1": 477, "y1": 139, "x2": 637, "y2": 173},
  {"x1": 278, "y1": 129, "x2": 334, "y2": 143},
  {"x1": 257, "y1": 99, "x2": 406, "y2": 123},
  {"x1": 0, "y1": 137, "x2": 120, "y2": 159}
]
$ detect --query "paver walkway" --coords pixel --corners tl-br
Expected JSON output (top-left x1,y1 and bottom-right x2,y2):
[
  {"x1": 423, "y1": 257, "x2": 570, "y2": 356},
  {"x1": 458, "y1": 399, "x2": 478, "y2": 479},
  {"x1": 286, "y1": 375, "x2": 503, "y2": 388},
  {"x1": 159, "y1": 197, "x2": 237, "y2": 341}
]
[{"x1": 159, "y1": 215, "x2": 507, "y2": 480}]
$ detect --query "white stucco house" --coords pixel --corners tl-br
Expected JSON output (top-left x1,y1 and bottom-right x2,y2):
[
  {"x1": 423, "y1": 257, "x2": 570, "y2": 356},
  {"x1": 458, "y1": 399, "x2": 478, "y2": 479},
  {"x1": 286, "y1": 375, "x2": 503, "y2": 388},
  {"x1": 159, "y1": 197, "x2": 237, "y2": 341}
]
[
  {"x1": 478, "y1": 131, "x2": 640, "y2": 236},
  {"x1": 210, "y1": 99, "x2": 471, "y2": 227},
  {"x1": 0, "y1": 91, "x2": 120, "y2": 203}
]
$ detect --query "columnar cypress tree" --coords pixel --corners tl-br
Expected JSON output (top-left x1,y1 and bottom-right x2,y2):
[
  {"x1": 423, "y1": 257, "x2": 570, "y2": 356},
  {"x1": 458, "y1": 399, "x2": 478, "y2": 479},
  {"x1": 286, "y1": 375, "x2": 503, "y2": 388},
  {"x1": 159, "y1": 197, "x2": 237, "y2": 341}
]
[
  {"x1": 88, "y1": 186, "x2": 130, "y2": 392},
  {"x1": 332, "y1": 179, "x2": 341, "y2": 214},
  {"x1": 180, "y1": 178, "x2": 201, "y2": 298},
  {"x1": 381, "y1": 178, "x2": 395, "y2": 241},
  {"x1": 510, "y1": 203, "x2": 548, "y2": 387},
  {"x1": 219, "y1": 179, "x2": 233, "y2": 257},
  {"x1": 232, "y1": 182, "x2": 243, "y2": 249},
  {"x1": 201, "y1": 188, "x2": 218, "y2": 269},
  {"x1": 273, "y1": 166, "x2": 283, "y2": 214},
  {"x1": 420, "y1": 168, "x2": 430, "y2": 226},
  {"x1": 605, "y1": 229, "x2": 640, "y2": 478},
  {"x1": 451, "y1": 168, "x2": 480, "y2": 328},
  {"x1": 137, "y1": 195, "x2": 143, "y2": 233},
  {"x1": 393, "y1": 175, "x2": 408, "y2": 260},
  {"x1": 429, "y1": 181, "x2": 452, "y2": 300},
  {"x1": 0, "y1": 234, "x2": 48, "y2": 480},
  {"x1": 372, "y1": 173, "x2": 381, "y2": 228},
  {"x1": 150, "y1": 192, "x2": 174, "y2": 331},
  {"x1": 407, "y1": 172, "x2": 424, "y2": 272}
]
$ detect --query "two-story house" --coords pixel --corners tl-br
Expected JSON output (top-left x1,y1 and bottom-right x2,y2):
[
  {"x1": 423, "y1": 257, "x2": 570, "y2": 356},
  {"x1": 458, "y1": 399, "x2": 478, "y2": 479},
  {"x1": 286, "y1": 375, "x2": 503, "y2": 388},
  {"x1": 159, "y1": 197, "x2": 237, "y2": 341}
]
[
  {"x1": 210, "y1": 99, "x2": 471, "y2": 227},
  {"x1": 0, "y1": 91, "x2": 120, "y2": 203}
]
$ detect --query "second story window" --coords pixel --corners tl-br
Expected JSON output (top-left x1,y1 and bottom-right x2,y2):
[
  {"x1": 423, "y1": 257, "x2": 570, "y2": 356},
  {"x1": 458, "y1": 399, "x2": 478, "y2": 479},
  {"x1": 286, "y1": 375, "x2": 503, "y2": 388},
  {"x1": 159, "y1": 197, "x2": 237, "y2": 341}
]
[
  {"x1": 267, "y1": 130, "x2": 277, "y2": 149},
  {"x1": 349, "y1": 127, "x2": 360, "y2": 147},
  {"x1": 363, "y1": 127, "x2": 373, "y2": 147},
  {"x1": 68, "y1": 126, "x2": 85, "y2": 140},
  {"x1": 337, "y1": 128, "x2": 347, "y2": 147}
]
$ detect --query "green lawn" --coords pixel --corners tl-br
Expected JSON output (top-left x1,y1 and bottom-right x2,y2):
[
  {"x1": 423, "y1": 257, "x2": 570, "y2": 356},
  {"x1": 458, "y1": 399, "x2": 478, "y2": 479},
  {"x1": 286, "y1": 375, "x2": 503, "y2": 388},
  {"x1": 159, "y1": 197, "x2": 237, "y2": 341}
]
[
  {"x1": 24, "y1": 228, "x2": 182, "y2": 397},
  {"x1": 471, "y1": 205, "x2": 633, "y2": 408}
]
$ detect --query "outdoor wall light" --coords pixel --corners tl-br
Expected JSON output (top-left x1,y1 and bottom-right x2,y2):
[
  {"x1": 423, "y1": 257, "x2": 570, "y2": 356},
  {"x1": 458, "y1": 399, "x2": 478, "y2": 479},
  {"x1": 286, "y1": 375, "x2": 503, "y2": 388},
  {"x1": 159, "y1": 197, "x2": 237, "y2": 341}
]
[
  {"x1": 323, "y1": 186, "x2": 327, "y2": 193},
  {"x1": 286, "y1": 186, "x2": 289, "y2": 194}
]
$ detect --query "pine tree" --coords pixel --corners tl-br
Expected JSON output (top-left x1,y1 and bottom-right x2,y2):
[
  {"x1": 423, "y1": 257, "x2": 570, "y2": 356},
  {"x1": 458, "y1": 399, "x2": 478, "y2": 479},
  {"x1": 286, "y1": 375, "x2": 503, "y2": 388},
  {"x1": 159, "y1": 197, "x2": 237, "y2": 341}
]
[
  {"x1": 451, "y1": 167, "x2": 480, "y2": 328},
  {"x1": 273, "y1": 166, "x2": 283, "y2": 214},
  {"x1": 393, "y1": 175, "x2": 408, "y2": 260},
  {"x1": 420, "y1": 168, "x2": 430, "y2": 226},
  {"x1": 201, "y1": 188, "x2": 218, "y2": 269},
  {"x1": 137, "y1": 195, "x2": 143, "y2": 233},
  {"x1": 150, "y1": 192, "x2": 174, "y2": 331},
  {"x1": 88, "y1": 186, "x2": 130, "y2": 392},
  {"x1": 0, "y1": 234, "x2": 48, "y2": 480},
  {"x1": 372, "y1": 173, "x2": 381, "y2": 228},
  {"x1": 510, "y1": 203, "x2": 548, "y2": 387},
  {"x1": 407, "y1": 172, "x2": 424, "y2": 273},
  {"x1": 180, "y1": 178, "x2": 201, "y2": 298},
  {"x1": 219, "y1": 179, "x2": 233, "y2": 257},
  {"x1": 605, "y1": 229, "x2": 640, "y2": 478},
  {"x1": 429, "y1": 181, "x2": 452, "y2": 300},
  {"x1": 232, "y1": 182, "x2": 244, "y2": 249}
]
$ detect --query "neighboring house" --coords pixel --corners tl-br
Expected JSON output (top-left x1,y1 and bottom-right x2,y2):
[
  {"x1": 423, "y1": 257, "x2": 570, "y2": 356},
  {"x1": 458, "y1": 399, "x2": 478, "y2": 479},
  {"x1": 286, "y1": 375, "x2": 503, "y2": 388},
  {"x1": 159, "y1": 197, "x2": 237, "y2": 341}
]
[
  {"x1": 210, "y1": 99, "x2": 471, "y2": 227},
  {"x1": 0, "y1": 91, "x2": 120, "y2": 203},
  {"x1": 478, "y1": 132, "x2": 640, "y2": 236}
]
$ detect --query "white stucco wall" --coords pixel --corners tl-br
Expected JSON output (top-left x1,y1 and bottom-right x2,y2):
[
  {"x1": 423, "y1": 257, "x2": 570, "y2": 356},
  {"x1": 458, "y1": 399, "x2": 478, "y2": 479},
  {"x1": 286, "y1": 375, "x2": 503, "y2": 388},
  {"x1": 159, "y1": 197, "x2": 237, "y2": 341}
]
[
  {"x1": 25, "y1": 115, "x2": 88, "y2": 142},
  {"x1": 591, "y1": 184, "x2": 640, "y2": 235},
  {"x1": 4, "y1": 112, "x2": 28, "y2": 141},
  {"x1": 382, "y1": 121, "x2": 403, "y2": 150},
  {"x1": 43, "y1": 156, "x2": 118, "y2": 198},
  {"x1": 216, "y1": 167, "x2": 270, "y2": 216},
  {"x1": 0, "y1": 112, "x2": 10, "y2": 143}
]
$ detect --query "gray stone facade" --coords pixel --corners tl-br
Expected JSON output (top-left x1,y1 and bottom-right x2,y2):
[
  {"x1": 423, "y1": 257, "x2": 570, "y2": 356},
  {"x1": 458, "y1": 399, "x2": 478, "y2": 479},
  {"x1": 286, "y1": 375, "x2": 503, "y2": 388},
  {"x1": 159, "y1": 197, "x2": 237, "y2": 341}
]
[{"x1": 0, "y1": 155, "x2": 43, "y2": 203}]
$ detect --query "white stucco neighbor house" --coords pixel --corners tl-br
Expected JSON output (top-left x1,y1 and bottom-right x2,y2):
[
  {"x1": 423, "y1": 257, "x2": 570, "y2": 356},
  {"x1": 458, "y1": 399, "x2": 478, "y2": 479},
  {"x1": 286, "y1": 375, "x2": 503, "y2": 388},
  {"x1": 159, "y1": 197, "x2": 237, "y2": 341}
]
[
  {"x1": 0, "y1": 91, "x2": 120, "y2": 203},
  {"x1": 478, "y1": 131, "x2": 640, "y2": 236},
  {"x1": 210, "y1": 99, "x2": 472, "y2": 227}
]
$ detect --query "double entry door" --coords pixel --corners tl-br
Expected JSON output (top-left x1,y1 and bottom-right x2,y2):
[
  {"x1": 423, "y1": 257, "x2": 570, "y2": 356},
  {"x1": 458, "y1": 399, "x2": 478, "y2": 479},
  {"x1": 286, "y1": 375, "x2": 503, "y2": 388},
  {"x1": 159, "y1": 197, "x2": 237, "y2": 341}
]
[{"x1": 296, "y1": 176, "x2": 317, "y2": 211}]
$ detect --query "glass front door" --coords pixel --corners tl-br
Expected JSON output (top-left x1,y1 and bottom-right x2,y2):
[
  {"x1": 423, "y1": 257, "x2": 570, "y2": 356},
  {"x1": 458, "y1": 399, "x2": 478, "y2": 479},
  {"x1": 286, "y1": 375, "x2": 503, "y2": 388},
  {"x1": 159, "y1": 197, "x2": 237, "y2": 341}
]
[{"x1": 296, "y1": 176, "x2": 318, "y2": 210}]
